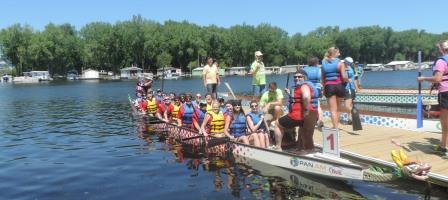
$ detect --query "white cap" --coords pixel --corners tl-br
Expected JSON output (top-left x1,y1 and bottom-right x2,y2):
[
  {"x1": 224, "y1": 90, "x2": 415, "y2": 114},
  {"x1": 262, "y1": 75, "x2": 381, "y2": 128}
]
[
  {"x1": 255, "y1": 51, "x2": 263, "y2": 56},
  {"x1": 344, "y1": 57, "x2": 354, "y2": 65}
]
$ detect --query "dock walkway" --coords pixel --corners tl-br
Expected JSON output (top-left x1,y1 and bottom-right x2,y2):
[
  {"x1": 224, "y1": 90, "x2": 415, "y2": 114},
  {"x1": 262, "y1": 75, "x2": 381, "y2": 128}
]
[{"x1": 314, "y1": 119, "x2": 448, "y2": 186}]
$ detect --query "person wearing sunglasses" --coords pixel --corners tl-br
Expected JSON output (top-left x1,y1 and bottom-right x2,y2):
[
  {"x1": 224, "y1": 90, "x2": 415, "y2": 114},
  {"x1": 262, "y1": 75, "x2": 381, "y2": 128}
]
[
  {"x1": 224, "y1": 100, "x2": 260, "y2": 146},
  {"x1": 246, "y1": 100, "x2": 270, "y2": 148},
  {"x1": 272, "y1": 69, "x2": 319, "y2": 151},
  {"x1": 321, "y1": 47, "x2": 348, "y2": 129},
  {"x1": 201, "y1": 101, "x2": 225, "y2": 137},
  {"x1": 177, "y1": 94, "x2": 196, "y2": 129}
]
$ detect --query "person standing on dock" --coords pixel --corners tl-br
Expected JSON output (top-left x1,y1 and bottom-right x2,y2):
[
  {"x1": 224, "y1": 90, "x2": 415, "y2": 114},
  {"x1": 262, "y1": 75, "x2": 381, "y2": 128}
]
[
  {"x1": 203, "y1": 57, "x2": 220, "y2": 99},
  {"x1": 250, "y1": 51, "x2": 266, "y2": 99},
  {"x1": 343, "y1": 57, "x2": 358, "y2": 124},
  {"x1": 303, "y1": 57, "x2": 324, "y2": 129},
  {"x1": 321, "y1": 47, "x2": 348, "y2": 129},
  {"x1": 418, "y1": 40, "x2": 448, "y2": 156}
]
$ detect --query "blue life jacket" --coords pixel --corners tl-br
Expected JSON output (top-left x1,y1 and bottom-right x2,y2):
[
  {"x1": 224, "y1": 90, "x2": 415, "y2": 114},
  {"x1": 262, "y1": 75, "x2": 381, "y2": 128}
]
[
  {"x1": 247, "y1": 111, "x2": 266, "y2": 130},
  {"x1": 345, "y1": 66, "x2": 355, "y2": 90},
  {"x1": 303, "y1": 66, "x2": 321, "y2": 85},
  {"x1": 182, "y1": 104, "x2": 195, "y2": 125},
  {"x1": 230, "y1": 113, "x2": 247, "y2": 137},
  {"x1": 290, "y1": 81, "x2": 319, "y2": 110},
  {"x1": 322, "y1": 58, "x2": 340, "y2": 81},
  {"x1": 434, "y1": 55, "x2": 448, "y2": 82}
]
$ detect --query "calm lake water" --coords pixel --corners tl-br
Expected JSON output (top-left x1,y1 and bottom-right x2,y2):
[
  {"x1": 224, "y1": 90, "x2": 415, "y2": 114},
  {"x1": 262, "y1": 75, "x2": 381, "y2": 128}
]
[{"x1": 0, "y1": 71, "x2": 447, "y2": 199}]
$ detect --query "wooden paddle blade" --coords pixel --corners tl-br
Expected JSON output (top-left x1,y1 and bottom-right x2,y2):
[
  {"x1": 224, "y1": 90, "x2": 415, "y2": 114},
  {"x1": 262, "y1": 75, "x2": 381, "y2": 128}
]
[
  {"x1": 351, "y1": 105, "x2": 362, "y2": 131},
  {"x1": 207, "y1": 137, "x2": 230, "y2": 148}
]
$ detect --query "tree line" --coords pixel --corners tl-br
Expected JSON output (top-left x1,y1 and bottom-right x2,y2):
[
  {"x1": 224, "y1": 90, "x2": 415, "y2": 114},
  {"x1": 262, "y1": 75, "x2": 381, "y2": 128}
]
[{"x1": 1, "y1": 15, "x2": 447, "y2": 76}]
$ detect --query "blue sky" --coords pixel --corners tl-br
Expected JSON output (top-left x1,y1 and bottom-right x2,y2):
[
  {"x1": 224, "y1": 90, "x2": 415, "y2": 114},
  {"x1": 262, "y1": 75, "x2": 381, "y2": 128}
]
[{"x1": 1, "y1": 0, "x2": 445, "y2": 35}]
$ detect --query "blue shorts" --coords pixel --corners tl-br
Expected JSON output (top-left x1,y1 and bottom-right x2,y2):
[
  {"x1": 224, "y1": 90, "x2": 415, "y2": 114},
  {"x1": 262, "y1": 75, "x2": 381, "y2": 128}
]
[{"x1": 252, "y1": 84, "x2": 266, "y2": 97}]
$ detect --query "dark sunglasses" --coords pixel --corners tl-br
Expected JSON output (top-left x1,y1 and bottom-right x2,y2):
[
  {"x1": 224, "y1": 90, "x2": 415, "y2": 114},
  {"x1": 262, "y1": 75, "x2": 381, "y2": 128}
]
[
  {"x1": 250, "y1": 104, "x2": 258, "y2": 107},
  {"x1": 294, "y1": 75, "x2": 304, "y2": 78}
]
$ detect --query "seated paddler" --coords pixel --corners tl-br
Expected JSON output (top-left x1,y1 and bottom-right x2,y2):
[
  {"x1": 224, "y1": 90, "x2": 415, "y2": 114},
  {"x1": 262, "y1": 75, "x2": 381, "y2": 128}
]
[
  {"x1": 224, "y1": 100, "x2": 260, "y2": 146},
  {"x1": 200, "y1": 101, "x2": 226, "y2": 137}
]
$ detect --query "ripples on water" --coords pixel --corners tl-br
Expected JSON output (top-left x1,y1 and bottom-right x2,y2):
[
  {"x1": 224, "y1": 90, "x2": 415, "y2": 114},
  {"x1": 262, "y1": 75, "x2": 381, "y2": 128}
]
[{"x1": 0, "y1": 79, "x2": 447, "y2": 199}]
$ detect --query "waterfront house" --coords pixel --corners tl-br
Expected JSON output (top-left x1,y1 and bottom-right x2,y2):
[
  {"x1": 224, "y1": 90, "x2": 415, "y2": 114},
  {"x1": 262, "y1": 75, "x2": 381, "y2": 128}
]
[
  {"x1": 265, "y1": 66, "x2": 281, "y2": 75},
  {"x1": 29, "y1": 71, "x2": 52, "y2": 81},
  {"x1": 385, "y1": 61, "x2": 416, "y2": 71},
  {"x1": 191, "y1": 67, "x2": 225, "y2": 77},
  {"x1": 366, "y1": 64, "x2": 384, "y2": 71},
  {"x1": 281, "y1": 65, "x2": 299, "y2": 74},
  {"x1": 157, "y1": 67, "x2": 182, "y2": 79},
  {"x1": 120, "y1": 67, "x2": 143, "y2": 79},
  {"x1": 80, "y1": 68, "x2": 100, "y2": 80},
  {"x1": 226, "y1": 67, "x2": 247, "y2": 76}
]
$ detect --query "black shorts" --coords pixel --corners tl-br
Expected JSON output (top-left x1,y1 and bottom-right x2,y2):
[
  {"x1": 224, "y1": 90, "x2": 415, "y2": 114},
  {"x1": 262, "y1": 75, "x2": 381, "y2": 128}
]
[
  {"x1": 278, "y1": 115, "x2": 303, "y2": 129},
  {"x1": 206, "y1": 84, "x2": 217, "y2": 94},
  {"x1": 344, "y1": 88, "x2": 356, "y2": 100},
  {"x1": 317, "y1": 87, "x2": 323, "y2": 98},
  {"x1": 324, "y1": 84, "x2": 346, "y2": 98},
  {"x1": 438, "y1": 91, "x2": 448, "y2": 109}
]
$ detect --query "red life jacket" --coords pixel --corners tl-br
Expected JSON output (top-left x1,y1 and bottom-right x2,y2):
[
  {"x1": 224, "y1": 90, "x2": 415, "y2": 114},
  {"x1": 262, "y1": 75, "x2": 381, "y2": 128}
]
[{"x1": 288, "y1": 82, "x2": 314, "y2": 121}]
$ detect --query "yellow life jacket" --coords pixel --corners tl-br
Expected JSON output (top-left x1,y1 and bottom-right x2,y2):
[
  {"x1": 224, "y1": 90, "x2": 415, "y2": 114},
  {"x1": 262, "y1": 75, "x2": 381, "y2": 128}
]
[
  {"x1": 391, "y1": 148, "x2": 411, "y2": 168},
  {"x1": 208, "y1": 111, "x2": 225, "y2": 135},
  {"x1": 206, "y1": 103, "x2": 213, "y2": 113},
  {"x1": 172, "y1": 104, "x2": 180, "y2": 121},
  {"x1": 146, "y1": 98, "x2": 158, "y2": 114}
]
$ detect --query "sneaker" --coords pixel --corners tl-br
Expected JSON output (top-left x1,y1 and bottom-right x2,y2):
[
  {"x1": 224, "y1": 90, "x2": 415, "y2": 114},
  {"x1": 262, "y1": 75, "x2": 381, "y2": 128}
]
[
  {"x1": 316, "y1": 120, "x2": 324, "y2": 131},
  {"x1": 433, "y1": 145, "x2": 447, "y2": 154}
]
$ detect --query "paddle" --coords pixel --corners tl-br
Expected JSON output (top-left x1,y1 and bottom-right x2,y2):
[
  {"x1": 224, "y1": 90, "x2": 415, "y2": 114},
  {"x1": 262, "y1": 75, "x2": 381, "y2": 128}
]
[
  {"x1": 224, "y1": 82, "x2": 236, "y2": 99},
  {"x1": 350, "y1": 89, "x2": 362, "y2": 131},
  {"x1": 417, "y1": 51, "x2": 423, "y2": 128}
]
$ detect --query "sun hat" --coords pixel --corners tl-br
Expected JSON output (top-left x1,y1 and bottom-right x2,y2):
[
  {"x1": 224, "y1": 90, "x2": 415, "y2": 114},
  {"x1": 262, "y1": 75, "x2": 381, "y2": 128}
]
[
  {"x1": 344, "y1": 57, "x2": 354, "y2": 65},
  {"x1": 255, "y1": 51, "x2": 263, "y2": 56}
]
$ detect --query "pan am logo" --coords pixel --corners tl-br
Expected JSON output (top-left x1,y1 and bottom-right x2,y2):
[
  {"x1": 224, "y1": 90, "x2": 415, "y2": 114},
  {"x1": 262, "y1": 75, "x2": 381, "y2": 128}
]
[{"x1": 290, "y1": 157, "x2": 299, "y2": 167}]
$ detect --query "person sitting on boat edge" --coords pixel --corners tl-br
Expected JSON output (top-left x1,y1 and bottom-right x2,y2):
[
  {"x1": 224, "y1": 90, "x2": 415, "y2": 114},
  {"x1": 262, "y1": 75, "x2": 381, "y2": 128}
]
[
  {"x1": 224, "y1": 100, "x2": 260, "y2": 146},
  {"x1": 193, "y1": 102, "x2": 207, "y2": 132},
  {"x1": 177, "y1": 94, "x2": 196, "y2": 129},
  {"x1": 246, "y1": 100, "x2": 270, "y2": 148},
  {"x1": 391, "y1": 139, "x2": 432, "y2": 181},
  {"x1": 273, "y1": 69, "x2": 319, "y2": 151},
  {"x1": 200, "y1": 101, "x2": 226, "y2": 137},
  {"x1": 146, "y1": 91, "x2": 158, "y2": 117},
  {"x1": 303, "y1": 57, "x2": 324, "y2": 129},
  {"x1": 134, "y1": 92, "x2": 147, "y2": 114},
  {"x1": 259, "y1": 82, "x2": 284, "y2": 128},
  {"x1": 157, "y1": 96, "x2": 174, "y2": 123}
]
